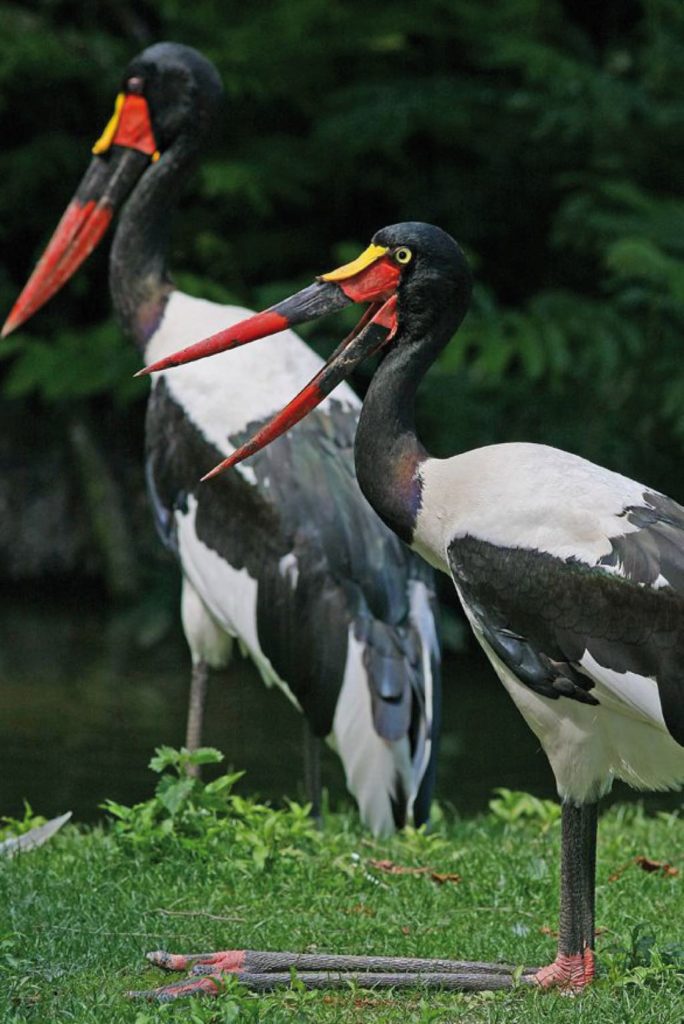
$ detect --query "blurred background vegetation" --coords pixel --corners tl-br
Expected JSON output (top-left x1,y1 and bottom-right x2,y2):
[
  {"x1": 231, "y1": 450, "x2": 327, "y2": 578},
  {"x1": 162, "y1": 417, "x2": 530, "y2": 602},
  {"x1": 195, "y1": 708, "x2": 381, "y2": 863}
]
[{"x1": 1, "y1": 0, "x2": 683, "y2": 608}]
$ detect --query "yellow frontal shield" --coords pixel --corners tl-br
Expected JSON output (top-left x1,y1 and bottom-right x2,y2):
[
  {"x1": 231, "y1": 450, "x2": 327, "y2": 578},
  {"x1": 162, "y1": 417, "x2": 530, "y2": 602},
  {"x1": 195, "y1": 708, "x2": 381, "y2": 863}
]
[{"x1": 319, "y1": 243, "x2": 389, "y2": 282}]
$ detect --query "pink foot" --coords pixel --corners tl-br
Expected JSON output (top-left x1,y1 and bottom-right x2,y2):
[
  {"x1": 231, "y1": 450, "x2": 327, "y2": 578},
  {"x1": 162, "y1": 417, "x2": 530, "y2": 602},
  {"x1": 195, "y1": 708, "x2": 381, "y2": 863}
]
[
  {"x1": 146, "y1": 949, "x2": 246, "y2": 974},
  {"x1": 127, "y1": 950, "x2": 248, "y2": 1000},
  {"x1": 128, "y1": 975, "x2": 226, "y2": 1001},
  {"x1": 534, "y1": 949, "x2": 595, "y2": 991}
]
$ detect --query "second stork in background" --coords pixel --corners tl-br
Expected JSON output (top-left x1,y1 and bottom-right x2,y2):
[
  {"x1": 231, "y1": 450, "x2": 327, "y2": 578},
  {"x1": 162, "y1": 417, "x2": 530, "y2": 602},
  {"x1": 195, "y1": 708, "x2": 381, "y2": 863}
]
[{"x1": 2, "y1": 44, "x2": 441, "y2": 836}]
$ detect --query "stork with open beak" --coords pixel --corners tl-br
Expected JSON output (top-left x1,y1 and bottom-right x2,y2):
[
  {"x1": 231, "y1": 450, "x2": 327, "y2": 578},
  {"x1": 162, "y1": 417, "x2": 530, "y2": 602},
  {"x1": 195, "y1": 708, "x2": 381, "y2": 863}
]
[
  {"x1": 2, "y1": 46, "x2": 442, "y2": 837},
  {"x1": 134, "y1": 222, "x2": 683, "y2": 997}
]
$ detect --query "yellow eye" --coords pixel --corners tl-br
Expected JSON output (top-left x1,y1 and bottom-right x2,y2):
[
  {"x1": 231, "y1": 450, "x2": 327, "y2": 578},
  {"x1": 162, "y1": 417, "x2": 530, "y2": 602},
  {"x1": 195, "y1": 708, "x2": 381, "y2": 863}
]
[{"x1": 394, "y1": 246, "x2": 413, "y2": 265}]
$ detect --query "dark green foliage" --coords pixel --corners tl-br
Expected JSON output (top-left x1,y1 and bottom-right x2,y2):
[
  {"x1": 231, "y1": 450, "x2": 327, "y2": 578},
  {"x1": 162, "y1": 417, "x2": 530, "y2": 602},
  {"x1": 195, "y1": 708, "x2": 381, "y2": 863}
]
[{"x1": 1, "y1": 0, "x2": 683, "y2": 588}]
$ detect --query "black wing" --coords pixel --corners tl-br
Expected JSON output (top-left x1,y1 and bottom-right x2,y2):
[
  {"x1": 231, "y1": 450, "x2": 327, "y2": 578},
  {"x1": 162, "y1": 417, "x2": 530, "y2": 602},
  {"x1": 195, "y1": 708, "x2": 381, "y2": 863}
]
[
  {"x1": 448, "y1": 533, "x2": 684, "y2": 745},
  {"x1": 146, "y1": 378, "x2": 439, "y2": 747}
]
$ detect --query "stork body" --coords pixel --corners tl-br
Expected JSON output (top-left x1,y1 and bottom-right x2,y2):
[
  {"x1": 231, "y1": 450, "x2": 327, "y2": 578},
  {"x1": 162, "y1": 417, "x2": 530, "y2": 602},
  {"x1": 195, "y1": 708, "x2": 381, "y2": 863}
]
[
  {"x1": 2, "y1": 48, "x2": 441, "y2": 836},
  {"x1": 144, "y1": 293, "x2": 440, "y2": 832},
  {"x1": 414, "y1": 444, "x2": 684, "y2": 804},
  {"x1": 136, "y1": 222, "x2": 683, "y2": 997}
]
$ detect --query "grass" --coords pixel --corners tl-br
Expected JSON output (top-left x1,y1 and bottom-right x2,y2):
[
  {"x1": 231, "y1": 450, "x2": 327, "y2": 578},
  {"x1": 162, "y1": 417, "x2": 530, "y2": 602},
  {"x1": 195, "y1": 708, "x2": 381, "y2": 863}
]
[{"x1": 0, "y1": 751, "x2": 682, "y2": 1024}]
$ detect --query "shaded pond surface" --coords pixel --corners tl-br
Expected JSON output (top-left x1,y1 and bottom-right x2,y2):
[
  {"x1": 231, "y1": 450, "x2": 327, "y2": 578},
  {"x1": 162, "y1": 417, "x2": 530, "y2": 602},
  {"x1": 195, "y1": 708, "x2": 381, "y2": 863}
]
[{"x1": 0, "y1": 591, "x2": 680, "y2": 823}]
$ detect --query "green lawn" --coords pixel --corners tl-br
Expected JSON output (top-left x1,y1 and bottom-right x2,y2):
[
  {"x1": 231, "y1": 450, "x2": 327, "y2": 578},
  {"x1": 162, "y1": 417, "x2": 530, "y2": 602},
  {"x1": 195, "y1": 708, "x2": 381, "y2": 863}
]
[{"x1": 1, "y1": 753, "x2": 682, "y2": 1023}]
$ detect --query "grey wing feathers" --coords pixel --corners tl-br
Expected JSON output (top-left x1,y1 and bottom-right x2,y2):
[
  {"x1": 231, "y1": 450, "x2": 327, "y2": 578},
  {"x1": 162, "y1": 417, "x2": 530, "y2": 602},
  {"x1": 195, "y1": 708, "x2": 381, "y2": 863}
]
[{"x1": 599, "y1": 491, "x2": 684, "y2": 592}]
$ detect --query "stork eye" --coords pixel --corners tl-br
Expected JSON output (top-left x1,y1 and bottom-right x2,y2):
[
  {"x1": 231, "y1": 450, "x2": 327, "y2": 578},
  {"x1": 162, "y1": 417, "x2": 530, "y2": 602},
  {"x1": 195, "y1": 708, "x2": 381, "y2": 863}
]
[
  {"x1": 394, "y1": 247, "x2": 413, "y2": 265},
  {"x1": 126, "y1": 76, "x2": 145, "y2": 94}
]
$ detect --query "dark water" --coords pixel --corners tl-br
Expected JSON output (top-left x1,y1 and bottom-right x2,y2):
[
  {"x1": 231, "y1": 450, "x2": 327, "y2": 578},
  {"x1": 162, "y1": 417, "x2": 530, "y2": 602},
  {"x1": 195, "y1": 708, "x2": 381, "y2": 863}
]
[{"x1": 0, "y1": 593, "x2": 680, "y2": 823}]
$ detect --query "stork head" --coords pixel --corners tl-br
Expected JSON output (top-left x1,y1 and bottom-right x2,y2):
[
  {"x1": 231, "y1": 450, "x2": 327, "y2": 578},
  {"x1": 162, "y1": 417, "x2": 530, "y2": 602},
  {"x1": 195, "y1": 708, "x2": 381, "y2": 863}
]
[
  {"x1": 138, "y1": 222, "x2": 472, "y2": 480},
  {"x1": 2, "y1": 43, "x2": 223, "y2": 337},
  {"x1": 119, "y1": 43, "x2": 223, "y2": 156}
]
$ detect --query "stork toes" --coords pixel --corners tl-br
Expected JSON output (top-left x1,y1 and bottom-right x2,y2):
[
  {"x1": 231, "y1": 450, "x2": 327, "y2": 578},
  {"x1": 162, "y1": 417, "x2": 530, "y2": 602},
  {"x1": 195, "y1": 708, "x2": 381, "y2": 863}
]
[
  {"x1": 146, "y1": 948, "x2": 246, "y2": 973},
  {"x1": 127, "y1": 974, "x2": 225, "y2": 1002},
  {"x1": 129, "y1": 949, "x2": 248, "y2": 1000},
  {"x1": 534, "y1": 949, "x2": 596, "y2": 991}
]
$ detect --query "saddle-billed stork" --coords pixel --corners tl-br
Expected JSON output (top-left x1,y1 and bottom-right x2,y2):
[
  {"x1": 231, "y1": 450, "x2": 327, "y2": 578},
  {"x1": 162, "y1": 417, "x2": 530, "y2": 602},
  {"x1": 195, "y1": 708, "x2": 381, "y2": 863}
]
[
  {"x1": 135, "y1": 222, "x2": 684, "y2": 997},
  {"x1": 2, "y1": 48, "x2": 442, "y2": 836}
]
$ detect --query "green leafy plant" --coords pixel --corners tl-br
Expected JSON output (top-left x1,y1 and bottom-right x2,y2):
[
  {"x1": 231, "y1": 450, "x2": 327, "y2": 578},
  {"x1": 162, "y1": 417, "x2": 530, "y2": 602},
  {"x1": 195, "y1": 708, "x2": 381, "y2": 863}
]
[
  {"x1": 0, "y1": 800, "x2": 48, "y2": 841},
  {"x1": 488, "y1": 788, "x2": 562, "y2": 829},
  {"x1": 607, "y1": 925, "x2": 684, "y2": 989},
  {"x1": 102, "y1": 746, "x2": 320, "y2": 870}
]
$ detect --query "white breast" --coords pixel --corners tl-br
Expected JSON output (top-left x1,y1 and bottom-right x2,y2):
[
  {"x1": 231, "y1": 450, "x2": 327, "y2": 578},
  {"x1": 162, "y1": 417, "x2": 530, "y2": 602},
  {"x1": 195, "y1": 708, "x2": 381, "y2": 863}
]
[
  {"x1": 415, "y1": 443, "x2": 649, "y2": 572},
  {"x1": 145, "y1": 291, "x2": 360, "y2": 470}
]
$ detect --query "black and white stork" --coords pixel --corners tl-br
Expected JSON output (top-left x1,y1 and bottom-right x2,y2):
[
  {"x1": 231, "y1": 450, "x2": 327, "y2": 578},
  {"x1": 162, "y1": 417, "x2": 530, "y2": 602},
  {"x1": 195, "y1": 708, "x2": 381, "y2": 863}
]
[
  {"x1": 134, "y1": 221, "x2": 684, "y2": 998},
  {"x1": 2, "y1": 47, "x2": 442, "y2": 837}
]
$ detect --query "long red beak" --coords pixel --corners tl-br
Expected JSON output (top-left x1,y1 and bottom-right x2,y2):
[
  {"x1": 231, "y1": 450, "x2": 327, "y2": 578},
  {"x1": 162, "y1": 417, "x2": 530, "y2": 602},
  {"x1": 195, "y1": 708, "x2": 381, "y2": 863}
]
[
  {"x1": 202, "y1": 298, "x2": 397, "y2": 480},
  {"x1": 138, "y1": 242, "x2": 403, "y2": 481},
  {"x1": 2, "y1": 90, "x2": 159, "y2": 338}
]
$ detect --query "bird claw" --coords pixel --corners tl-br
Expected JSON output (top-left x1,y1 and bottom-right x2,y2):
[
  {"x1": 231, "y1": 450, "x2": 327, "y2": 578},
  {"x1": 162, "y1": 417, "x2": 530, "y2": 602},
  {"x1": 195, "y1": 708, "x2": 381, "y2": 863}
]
[
  {"x1": 127, "y1": 974, "x2": 224, "y2": 1002},
  {"x1": 128, "y1": 949, "x2": 248, "y2": 1001},
  {"x1": 146, "y1": 948, "x2": 246, "y2": 973}
]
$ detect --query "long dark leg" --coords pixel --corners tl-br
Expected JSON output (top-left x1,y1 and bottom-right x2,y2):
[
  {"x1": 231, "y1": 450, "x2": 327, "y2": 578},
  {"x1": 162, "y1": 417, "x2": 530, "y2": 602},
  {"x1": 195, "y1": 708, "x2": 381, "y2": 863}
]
[
  {"x1": 129, "y1": 950, "x2": 537, "y2": 1000},
  {"x1": 147, "y1": 949, "x2": 539, "y2": 976},
  {"x1": 129, "y1": 803, "x2": 598, "y2": 1001},
  {"x1": 302, "y1": 720, "x2": 322, "y2": 822},
  {"x1": 536, "y1": 800, "x2": 598, "y2": 988},
  {"x1": 130, "y1": 970, "x2": 528, "y2": 1000},
  {"x1": 130, "y1": 805, "x2": 601, "y2": 1002},
  {"x1": 185, "y1": 660, "x2": 209, "y2": 780}
]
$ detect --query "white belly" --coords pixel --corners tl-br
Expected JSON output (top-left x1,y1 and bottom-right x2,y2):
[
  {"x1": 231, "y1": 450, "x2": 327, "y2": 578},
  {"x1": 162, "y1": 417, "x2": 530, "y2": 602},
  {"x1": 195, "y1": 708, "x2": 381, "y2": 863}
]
[
  {"x1": 473, "y1": 626, "x2": 684, "y2": 803},
  {"x1": 176, "y1": 494, "x2": 301, "y2": 711}
]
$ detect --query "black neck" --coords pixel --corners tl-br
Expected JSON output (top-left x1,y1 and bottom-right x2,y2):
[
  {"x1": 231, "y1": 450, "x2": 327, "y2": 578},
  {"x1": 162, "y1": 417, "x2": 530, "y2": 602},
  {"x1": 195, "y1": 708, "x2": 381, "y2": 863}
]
[
  {"x1": 109, "y1": 134, "x2": 198, "y2": 349},
  {"x1": 354, "y1": 303, "x2": 465, "y2": 545}
]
